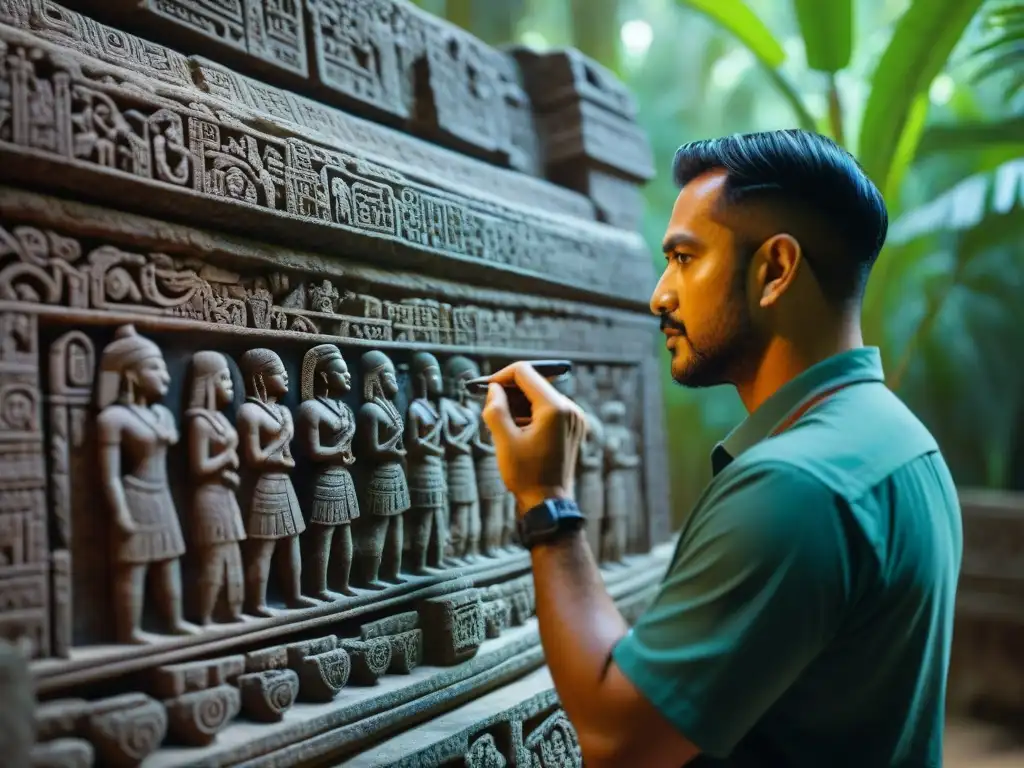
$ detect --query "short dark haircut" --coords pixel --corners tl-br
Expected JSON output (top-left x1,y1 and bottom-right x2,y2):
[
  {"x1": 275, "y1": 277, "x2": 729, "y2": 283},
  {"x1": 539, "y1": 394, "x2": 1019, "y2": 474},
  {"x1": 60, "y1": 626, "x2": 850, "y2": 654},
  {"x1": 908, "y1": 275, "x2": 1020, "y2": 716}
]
[{"x1": 671, "y1": 130, "x2": 888, "y2": 305}]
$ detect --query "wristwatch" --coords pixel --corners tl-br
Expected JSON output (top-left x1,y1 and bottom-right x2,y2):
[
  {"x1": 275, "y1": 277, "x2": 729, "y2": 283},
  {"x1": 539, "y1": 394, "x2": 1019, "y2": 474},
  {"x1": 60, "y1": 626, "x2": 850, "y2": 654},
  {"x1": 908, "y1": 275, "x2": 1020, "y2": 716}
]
[{"x1": 516, "y1": 497, "x2": 586, "y2": 550}]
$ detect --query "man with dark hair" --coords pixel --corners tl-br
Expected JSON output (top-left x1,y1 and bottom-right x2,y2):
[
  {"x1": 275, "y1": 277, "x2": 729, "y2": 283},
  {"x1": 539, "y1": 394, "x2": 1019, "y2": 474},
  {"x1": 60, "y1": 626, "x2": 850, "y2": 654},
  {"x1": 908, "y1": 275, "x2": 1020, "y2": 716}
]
[{"x1": 482, "y1": 129, "x2": 962, "y2": 767}]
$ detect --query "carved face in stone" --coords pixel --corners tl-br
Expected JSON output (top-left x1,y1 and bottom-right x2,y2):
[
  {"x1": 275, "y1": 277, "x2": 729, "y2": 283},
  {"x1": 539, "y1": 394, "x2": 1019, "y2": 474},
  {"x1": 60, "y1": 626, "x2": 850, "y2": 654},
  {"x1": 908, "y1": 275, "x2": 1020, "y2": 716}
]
[
  {"x1": 264, "y1": 366, "x2": 289, "y2": 399},
  {"x1": 325, "y1": 356, "x2": 352, "y2": 396},
  {"x1": 214, "y1": 364, "x2": 234, "y2": 407},
  {"x1": 422, "y1": 365, "x2": 442, "y2": 398},
  {"x1": 225, "y1": 167, "x2": 248, "y2": 200},
  {"x1": 131, "y1": 354, "x2": 171, "y2": 400},
  {"x1": 380, "y1": 361, "x2": 398, "y2": 398}
]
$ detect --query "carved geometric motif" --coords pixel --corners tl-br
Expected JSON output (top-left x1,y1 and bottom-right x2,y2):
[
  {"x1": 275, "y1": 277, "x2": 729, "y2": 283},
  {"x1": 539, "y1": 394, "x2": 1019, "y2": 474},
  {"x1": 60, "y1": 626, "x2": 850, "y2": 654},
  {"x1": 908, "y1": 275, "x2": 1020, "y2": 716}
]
[{"x1": 523, "y1": 710, "x2": 582, "y2": 768}]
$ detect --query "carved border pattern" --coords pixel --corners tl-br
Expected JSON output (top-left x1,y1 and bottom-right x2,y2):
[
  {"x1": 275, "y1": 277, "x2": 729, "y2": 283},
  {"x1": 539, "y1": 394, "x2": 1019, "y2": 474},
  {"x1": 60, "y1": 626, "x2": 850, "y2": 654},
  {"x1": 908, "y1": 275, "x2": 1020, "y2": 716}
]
[
  {"x1": 2, "y1": 1, "x2": 597, "y2": 222},
  {"x1": 0, "y1": 221, "x2": 648, "y2": 359},
  {"x1": 0, "y1": 32, "x2": 654, "y2": 304}
]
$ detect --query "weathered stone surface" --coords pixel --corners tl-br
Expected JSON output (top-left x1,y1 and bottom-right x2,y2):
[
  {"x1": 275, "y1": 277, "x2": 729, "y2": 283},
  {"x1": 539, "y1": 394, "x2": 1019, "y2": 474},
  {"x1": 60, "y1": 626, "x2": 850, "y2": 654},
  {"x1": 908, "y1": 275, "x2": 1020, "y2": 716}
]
[
  {"x1": 295, "y1": 648, "x2": 352, "y2": 703},
  {"x1": 152, "y1": 655, "x2": 246, "y2": 699},
  {"x1": 85, "y1": 695, "x2": 167, "y2": 768},
  {"x1": 0, "y1": 1, "x2": 671, "y2": 766},
  {"x1": 165, "y1": 684, "x2": 241, "y2": 747},
  {"x1": 238, "y1": 668, "x2": 299, "y2": 723},
  {"x1": 29, "y1": 738, "x2": 94, "y2": 768},
  {"x1": 419, "y1": 589, "x2": 486, "y2": 666}
]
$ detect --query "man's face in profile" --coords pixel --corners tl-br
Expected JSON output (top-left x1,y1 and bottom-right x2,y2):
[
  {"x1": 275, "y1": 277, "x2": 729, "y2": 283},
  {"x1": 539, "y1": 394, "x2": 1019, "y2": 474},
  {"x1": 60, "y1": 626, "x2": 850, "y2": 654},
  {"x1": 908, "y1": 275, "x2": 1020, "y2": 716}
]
[{"x1": 651, "y1": 170, "x2": 761, "y2": 389}]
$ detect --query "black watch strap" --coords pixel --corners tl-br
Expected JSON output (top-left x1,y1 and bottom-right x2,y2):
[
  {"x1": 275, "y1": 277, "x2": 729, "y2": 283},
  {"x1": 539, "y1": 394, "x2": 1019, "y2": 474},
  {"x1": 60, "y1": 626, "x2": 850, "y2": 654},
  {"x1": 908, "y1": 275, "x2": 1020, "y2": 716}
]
[{"x1": 516, "y1": 497, "x2": 585, "y2": 550}]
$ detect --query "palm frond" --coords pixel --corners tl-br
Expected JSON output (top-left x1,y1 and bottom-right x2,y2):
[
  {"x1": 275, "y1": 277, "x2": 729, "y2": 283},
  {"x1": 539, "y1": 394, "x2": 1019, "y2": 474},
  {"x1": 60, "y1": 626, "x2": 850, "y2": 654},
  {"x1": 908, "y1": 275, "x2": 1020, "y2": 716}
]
[{"x1": 969, "y1": 2, "x2": 1024, "y2": 100}]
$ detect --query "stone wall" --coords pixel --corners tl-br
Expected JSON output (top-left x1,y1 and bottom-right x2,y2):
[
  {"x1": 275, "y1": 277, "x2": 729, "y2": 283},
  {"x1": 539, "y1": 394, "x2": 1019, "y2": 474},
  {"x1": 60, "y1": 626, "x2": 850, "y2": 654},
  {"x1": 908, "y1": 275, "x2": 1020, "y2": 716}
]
[{"x1": 0, "y1": 2, "x2": 673, "y2": 766}]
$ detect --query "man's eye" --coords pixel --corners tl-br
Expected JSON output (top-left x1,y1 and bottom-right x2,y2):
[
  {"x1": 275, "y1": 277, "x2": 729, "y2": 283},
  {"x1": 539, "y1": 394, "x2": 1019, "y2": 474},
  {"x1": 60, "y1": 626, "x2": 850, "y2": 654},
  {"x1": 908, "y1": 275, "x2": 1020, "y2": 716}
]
[{"x1": 674, "y1": 252, "x2": 693, "y2": 265}]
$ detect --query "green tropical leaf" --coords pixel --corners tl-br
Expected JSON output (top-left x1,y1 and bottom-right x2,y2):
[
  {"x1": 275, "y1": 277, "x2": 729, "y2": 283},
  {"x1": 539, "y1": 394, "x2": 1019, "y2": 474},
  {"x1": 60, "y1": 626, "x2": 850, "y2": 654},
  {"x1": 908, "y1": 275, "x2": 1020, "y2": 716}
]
[
  {"x1": 674, "y1": 0, "x2": 817, "y2": 131},
  {"x1": 917, "y1": 117, "x2": 1024, "y2": 157},
  {"x1": 857, "y1": 0, "x2": 986, "y2": 198},
  {"x1": 888, "y1": 157, "x2": 1024, "y2": 244},
  {"x1": 969, "y1": 0, "x2": 1024, "y2": 98},
  {"x1": 674, "y1": 0, "x2": 786, "y2": 68},
  {"x1": 791, "y1": 0, "x2": 853, "y2": 73},
  {"x1": 883, "y1": 92, "x2": 930, "y2": 201}
]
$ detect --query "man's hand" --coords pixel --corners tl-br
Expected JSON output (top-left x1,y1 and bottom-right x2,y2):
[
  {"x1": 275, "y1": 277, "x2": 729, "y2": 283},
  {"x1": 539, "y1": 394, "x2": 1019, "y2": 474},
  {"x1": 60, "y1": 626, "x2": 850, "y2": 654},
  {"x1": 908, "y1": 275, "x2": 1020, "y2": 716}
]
[{"x1": 482, "y1": 362, "x2": 587, "y2": 513}]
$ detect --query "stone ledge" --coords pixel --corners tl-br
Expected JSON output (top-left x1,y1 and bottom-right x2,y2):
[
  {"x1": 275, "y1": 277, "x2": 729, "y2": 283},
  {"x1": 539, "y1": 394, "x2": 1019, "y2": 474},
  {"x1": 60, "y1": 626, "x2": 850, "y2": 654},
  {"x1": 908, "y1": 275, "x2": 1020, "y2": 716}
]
[
  {"x1": 107, "y1": 543, "x2": 671, "y2": 767},
  {"x1": 32, "y1": 553, "x2": 529, "y2": 693}
]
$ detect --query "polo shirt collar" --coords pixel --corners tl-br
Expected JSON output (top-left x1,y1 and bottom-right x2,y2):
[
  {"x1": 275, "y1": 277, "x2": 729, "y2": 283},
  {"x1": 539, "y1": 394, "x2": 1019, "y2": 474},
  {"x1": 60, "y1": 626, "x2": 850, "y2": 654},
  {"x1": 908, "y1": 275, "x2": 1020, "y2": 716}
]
[{"x1": 711, "y1": 347, "x2": 885, "y2": 475}]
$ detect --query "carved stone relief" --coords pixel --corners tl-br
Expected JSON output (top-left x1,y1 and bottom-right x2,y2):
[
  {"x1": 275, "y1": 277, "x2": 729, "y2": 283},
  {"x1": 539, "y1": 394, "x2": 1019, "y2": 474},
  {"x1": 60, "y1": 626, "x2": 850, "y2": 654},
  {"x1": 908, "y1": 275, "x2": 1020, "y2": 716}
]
[
  {"x1": 406, "y1": 351, "x2": 449, "y2": 572},
  {"x1": 186, "y1": 351, "x2": 246, "y2": 625},
  {"x1": 0, "y1": 21, "x2": 655, "y2": 303},
  {"x1": 355, "y1": 349, "x2": 409, "y2": 588},
  {"x1": 298, "y1": 344, "x2": 360, "y2": 598},
  {"x1": 0, "y1": 1, "x2": 666, "y2": 765}
]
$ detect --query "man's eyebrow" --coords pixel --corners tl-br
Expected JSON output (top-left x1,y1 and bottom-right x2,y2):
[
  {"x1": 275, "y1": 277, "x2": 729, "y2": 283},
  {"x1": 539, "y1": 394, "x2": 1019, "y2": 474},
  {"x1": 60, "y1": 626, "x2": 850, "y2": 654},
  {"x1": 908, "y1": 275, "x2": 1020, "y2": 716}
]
[{"x1": 661, "y1": 232, "x2": 704, "y2": 254}]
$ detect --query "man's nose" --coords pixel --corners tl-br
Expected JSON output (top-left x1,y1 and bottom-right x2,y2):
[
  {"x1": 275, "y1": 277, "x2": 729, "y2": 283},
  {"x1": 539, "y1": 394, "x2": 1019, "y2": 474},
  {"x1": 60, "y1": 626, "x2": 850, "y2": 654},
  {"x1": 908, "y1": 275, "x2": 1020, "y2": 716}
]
[{"x1": 649, "y1": 269, "x2": 678, "y2": 316}]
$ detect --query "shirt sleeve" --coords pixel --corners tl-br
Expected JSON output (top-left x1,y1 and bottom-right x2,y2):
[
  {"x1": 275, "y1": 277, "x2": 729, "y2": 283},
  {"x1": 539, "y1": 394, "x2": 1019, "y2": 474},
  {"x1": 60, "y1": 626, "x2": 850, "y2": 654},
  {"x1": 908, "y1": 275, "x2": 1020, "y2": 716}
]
[{"x1": 612, "y1": 460, "x2": 853, "y2": 758}]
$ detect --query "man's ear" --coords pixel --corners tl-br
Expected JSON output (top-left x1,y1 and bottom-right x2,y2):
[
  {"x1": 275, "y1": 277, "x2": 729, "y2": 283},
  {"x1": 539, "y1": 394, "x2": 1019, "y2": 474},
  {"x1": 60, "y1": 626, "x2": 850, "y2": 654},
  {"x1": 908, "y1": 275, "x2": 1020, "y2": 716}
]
[{"x1": 754, "y1": 234, "x2": 802, "y2": 308}]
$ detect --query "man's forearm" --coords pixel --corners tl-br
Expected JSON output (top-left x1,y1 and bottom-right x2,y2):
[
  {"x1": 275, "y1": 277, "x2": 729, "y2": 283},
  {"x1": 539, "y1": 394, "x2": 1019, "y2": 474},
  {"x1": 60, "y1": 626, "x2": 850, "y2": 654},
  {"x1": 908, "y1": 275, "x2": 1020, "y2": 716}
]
[{"x1": 530, "y1": 528, "x2": 629, "y2": 736}]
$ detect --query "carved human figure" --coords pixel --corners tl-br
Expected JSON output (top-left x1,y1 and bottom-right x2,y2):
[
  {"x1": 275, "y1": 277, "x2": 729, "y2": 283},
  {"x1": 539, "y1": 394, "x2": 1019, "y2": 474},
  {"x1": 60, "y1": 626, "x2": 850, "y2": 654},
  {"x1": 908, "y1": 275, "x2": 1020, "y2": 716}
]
[
  {"x1": 297, "y1": 345, "x2": 360, "y2": 599},
  {"x1": 556, "y1": 376, "x2": 606, "y2": 560},
  {"x1": 96, "y1": 324, "x2": 194, "y2": 644},
  {"x1": 356, "y1": 351, "x2": 411, "y2": 588},
  {"x1": 186, "y1": 351, "x2": 246, "y2": 625},
  {"x1": 237, "y1": 349, "x2": 317, "y2": 616},
  {"x1": 501, "y1": 492, "x2": 517, "y2": 551},
  {"x1": 600, "y1": 400, "x2": 641, "y2": 565},
  {"x1": 404, "y1": 352, "x2": 449, "y2": 573},
  {"x1": 441, "y1": 356, "x2": 484, "y2": 561},
  {"x1": 464, "y1": 366, "x2": 508, "y2": 558}
]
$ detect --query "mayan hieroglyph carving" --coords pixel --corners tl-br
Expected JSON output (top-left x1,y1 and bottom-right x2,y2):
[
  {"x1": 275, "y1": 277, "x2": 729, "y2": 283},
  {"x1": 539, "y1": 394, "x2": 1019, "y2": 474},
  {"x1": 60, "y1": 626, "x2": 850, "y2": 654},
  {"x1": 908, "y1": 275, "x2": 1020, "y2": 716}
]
[
  {"x1": 441, "y1": 356, "x2": 482, "y2": 562},
  {"x1": 0, "y1": 27, "x2": 655, "y2": 303},
  {"x1": 97, "y1": 325, "x2": 194, "y2": 644},
  {"x1": 185, "y1": 351, "x2": 247, "y2": 626},
  {"x1": 297, "y1": 344, "x2": 361, "y2": 599},
  {"x1": 0, "y1": 0, "x2": 666, "y2": 762},
  {"x1": 237, "y1": 348, "x2": 317, "y2": 615},
  {"x1": 307, "y1": 0, "x2": 411, "y2": 120},
  {"x1": 355, "y1": 350, "x2": 410, "y2": 587},
  {"x1": 405, "y1": 351, "x2": 451, "y2": 572},
  {"x1": 74, "y1": 0, "x2": 307, "y2": 77}
]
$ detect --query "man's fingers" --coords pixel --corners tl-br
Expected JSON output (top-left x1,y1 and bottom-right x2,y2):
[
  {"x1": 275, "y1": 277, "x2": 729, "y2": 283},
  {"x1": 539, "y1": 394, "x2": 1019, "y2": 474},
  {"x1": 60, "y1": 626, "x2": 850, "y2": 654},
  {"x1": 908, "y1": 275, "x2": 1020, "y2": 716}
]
[
  {"x1": 485, "y1": 362, "x2": 563, "y2": 408},
  {"x1": 482, "y1": 383, "x2": 519, "y2": 441}
]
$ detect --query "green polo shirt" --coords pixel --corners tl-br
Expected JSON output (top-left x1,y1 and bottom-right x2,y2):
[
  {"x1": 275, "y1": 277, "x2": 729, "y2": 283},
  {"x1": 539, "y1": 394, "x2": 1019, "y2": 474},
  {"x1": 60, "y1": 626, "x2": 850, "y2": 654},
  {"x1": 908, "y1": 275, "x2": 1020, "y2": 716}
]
[{"x1": 613, "y1": 348, "x2": 962, "y2": 767}]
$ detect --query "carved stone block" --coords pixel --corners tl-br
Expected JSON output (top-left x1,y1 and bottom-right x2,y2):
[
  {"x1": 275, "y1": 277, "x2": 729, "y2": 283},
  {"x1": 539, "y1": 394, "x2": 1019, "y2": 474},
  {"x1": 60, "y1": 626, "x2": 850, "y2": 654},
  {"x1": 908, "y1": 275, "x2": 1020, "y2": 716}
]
[
  {"x1": 419, "y1": 588, "x2": 485, "y2": 666},
  {"x1": 509, "y1": 47, "x2": 638, "y2": 119},
  {"x1": 483, "y1": 600, "x2": 511, "y2": 639},
  {"x1": 92, "y1": 0, "x2": 308, "y2": 77},
  {"x1": 237, "y1": 668, "x2": 299, "y2": 723},
  {"x1": 296, "y1": 647, "x2": 352, "y2": 702},
  {"x1": 360, "y1": 610, "x2": 419, "y2": 639},
  {"x1": 509, "y1": 46, "x2": 654, "y2": 225},
  {"x1": 85, "y1": 695, "x2": 167, "y2": 768},
  {"x1": 521, "y1": 709, "x2": 582, "y2": 767},
  {"x1": 246, "y1": 644, "x2": 290, "y2": 672},
  {"x1": 35, "y1": 699, "x2": 89, "y2": 742},
  {"x1": 28, "y1": 738, "x2": 94, "y2": 768},
  {"x1": 465, "y1": 732, "x2": 508, "y2": 768},
  {"x1": 164, "y1": 684, "x2": 241, "y2": 746},
  {"x1": 387, "y1": 628, "x2": 423, "y2": 674},
  {"x1": 151, "y1": 655, "x2": 246, "y2": 699},
  {"x1": 338, "y1": 637, "x2": 392, "y2": 685},
  {"x1": 306, "y1": 0, "x2": 413, "y2": 122},
  {"x1": 508, "y1": 587, "x2": 535, "y2": 627},
  {"x1": 286, "y1": 634, "x2": 338, "y2": 667}
]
